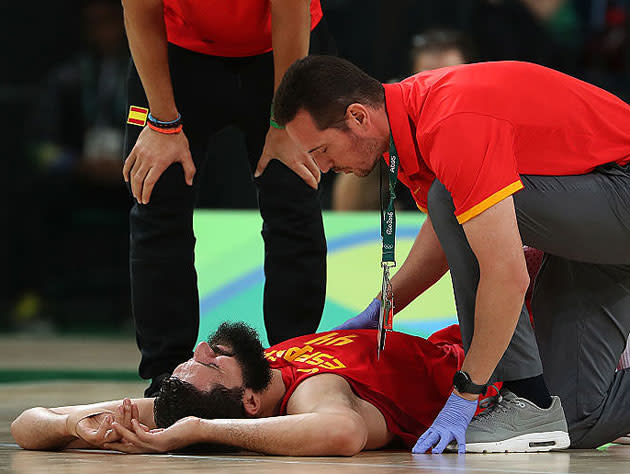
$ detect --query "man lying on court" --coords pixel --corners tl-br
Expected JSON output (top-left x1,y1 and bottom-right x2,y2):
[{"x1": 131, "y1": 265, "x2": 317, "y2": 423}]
[{"x1": 13, "y1": 321, "x2": 501, "y2": 455}]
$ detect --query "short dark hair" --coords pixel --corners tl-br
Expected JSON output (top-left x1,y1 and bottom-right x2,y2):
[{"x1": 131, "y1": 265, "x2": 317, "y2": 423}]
[
  {"x1": 273, "y1": 55, "x2": 384, "y2": 130},
  {"x1": 153, "y1": 377, "x2": 246, "y2": 429}
]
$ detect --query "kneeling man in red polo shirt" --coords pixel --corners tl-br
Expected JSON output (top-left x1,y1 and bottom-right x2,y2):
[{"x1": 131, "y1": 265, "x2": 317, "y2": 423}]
[{"x1": 273, "y1": 56, "x2": 630, "y2": 453}]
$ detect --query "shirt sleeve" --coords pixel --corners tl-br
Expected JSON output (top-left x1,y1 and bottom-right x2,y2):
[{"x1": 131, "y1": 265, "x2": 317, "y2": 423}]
[
  {"x1": 396, "y1": 167, "x2": 434, "y2": 213},
  {"x1": 424, "y1": 113, "x2": 523, "y2": 223}
]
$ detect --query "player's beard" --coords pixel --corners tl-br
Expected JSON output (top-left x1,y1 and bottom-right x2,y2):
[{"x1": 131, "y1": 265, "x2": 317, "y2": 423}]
[
  {"x1": 350, "y1": 132, "x2": 385, "y2": 177},
  {"x1": 207, "y1": 322, "x2": 272, "y2": 392}
]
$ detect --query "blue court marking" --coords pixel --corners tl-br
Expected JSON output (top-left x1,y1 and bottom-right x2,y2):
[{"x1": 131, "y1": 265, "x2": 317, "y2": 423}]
[{"x1": 199, "y1": 226, "x2": 421, "y2": 315}]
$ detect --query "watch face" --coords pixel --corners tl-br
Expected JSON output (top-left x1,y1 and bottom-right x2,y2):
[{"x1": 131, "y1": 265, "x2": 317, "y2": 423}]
[
  {"x1": 453, "y1": 371, "x2": 469, "y2": 391},
  {"x1": 453, "y1": 370, "x2": 485, "y2": 394}
]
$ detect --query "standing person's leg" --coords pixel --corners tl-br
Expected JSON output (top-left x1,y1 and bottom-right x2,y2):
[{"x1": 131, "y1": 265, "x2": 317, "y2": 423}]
[
  {"x1": 515, "y1": 165, "x2": 630, "y2": 447},
  {"x1": 235, "y1": 22, "x2": 335, "y2": 345},
  {"x1": 237, "y1": 52, "x2": 326, "y2": 344},
  {"x1": 125, "y1": 46, "x2": 235, "y2": 394}
]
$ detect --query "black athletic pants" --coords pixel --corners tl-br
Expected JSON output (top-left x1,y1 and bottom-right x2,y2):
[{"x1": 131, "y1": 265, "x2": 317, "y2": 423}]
[{"x1": 123, "y1": 22, "x2": 334, "y2": 381}]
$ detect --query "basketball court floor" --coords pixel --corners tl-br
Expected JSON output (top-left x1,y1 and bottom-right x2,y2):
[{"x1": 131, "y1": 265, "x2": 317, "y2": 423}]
[{"x1": 2, "y1": 335, "x2": 630, "y2": 473}]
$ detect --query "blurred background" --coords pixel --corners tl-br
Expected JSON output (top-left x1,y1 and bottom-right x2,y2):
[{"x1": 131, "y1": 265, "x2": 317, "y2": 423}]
[{"x1": 2, "y1": 0, "x2": 630, "y2": 342}]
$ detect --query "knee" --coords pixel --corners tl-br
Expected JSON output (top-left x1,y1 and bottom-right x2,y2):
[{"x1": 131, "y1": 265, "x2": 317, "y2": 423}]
[
  {"x1": 139, "y1": 163, "x2": 196, "y2": 207},
  {"x1": 256, "y1": 161, "x2": 323, "y2": 225}
]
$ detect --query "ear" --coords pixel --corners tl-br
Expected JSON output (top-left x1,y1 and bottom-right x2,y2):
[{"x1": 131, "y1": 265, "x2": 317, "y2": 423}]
[
  {"x1": 242, "y1": 388, "x2": 262, "y2": 417},
  {"x1": 345, "y1": 103, "x2": 370, "y2": 131}
]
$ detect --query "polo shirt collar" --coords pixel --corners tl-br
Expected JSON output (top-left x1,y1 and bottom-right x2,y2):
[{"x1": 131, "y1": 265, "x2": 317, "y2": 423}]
[{"x1": 382, "y1": 83, "x2": 421, "y2": 176}]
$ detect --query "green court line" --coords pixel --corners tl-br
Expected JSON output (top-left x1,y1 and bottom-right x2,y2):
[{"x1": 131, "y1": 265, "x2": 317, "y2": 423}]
[{"x1": 0, "y1": 369, "x2": 141, "y2": 384}]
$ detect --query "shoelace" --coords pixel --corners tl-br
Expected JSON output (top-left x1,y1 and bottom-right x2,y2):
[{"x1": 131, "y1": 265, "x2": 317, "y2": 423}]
[{"x1": 475, "y1": 385, "x2": 511, "y2": 420}]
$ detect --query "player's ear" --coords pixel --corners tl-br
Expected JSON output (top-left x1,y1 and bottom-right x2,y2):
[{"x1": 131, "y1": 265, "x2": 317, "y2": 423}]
[
  {"x1": 242, "y1": 388, "x2": 262, "y2": 417},
  {"x1": 346, "y1": 103, "x2": 370, "y2": 132}
]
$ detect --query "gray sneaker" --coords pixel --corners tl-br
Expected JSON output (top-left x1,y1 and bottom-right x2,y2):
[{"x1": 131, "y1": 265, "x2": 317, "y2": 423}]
[{"x1": 447, "y1": 389, "x2": 570, "y2": 453}]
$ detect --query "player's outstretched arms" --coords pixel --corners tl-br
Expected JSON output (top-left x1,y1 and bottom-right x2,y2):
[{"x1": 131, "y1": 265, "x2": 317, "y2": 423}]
[
  {"x1": 111, "y1": 411, "x2": 368, "y2": 456},
  {"x1": 11, "y1": 398, "x2": 155, "y2": 451},
  {"x1": 111, "y1": 374, "x2": 380, "y2": 456}
]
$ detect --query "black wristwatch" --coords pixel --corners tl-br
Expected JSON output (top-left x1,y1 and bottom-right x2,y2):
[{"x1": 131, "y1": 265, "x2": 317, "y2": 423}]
[{"x1": 453, "y1": 370, "x2": 488, "y2": 395}]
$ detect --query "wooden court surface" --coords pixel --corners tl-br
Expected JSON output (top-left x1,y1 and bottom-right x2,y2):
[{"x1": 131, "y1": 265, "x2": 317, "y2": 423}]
[{"x1": 2, "y1": 337, "x2": 630, "y2": 473}]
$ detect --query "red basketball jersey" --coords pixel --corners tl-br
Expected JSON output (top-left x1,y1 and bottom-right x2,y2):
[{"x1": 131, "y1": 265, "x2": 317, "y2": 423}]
[{"x1": 264, "y1": 326, "x2": 466, "y2": 448}]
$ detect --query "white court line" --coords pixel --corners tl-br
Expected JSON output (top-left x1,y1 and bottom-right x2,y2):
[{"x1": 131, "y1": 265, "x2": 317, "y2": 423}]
[{"x1": 0, "y1": 444, "x2": 569, "y2": 474}]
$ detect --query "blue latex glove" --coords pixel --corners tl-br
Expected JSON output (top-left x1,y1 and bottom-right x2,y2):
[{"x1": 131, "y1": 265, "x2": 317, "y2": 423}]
[
  {"x1": 412, "y1": 392, "x2": 478, "y2": 454},
  {"x1": 332, "y1": 298, "x2": 381, "y2": 330}
]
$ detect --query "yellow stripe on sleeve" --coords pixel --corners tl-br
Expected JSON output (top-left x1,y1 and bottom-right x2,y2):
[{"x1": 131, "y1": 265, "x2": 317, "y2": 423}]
[{"x1": 456, "y1": 180, "x2": 524, "y2": 224}]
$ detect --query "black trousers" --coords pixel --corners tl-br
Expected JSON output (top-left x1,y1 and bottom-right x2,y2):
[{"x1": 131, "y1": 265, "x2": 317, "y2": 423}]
[{"x1": 124, "y1": 22, "x2": 334, "y2": 380}]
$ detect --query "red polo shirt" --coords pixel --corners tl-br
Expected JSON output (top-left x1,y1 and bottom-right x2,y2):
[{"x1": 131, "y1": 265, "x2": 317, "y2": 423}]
[
  {"x1": 163, "y1": 0, "x2": 323, "y2": 57},
  {"x1": 384, "y1": 61, "x2": 630, "y2": 223}
]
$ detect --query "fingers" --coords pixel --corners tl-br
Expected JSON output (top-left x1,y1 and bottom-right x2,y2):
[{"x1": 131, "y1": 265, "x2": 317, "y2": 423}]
[
  {"x1": 130, "y1": 163, "x2": 150, "y2": 203},
  {"x1": 131, "y1": 401, "x2": 140, "y2": 425},
  {"x1": 95, "y1": 415, "x2": 112, "y2": 440},
  {"x1": 455, "y1": 433, "x2": 467, "y2": 454},
  {"x1": 137, "y1": 422, "x2": 151, "y2": 433},
  {"x1": 294, "y1": 164, "x2": 318, "y2": 190},
  {"x1": 113, "y1": 419, "x2": 153, "y2": 445},
  {"x1": 141, "y1": 168, "x2": 161, "y2": 205},
  {"x1": 254, "y1": 154, "x2": 271, "y2": 178},
  {"x1": 112, "y1": 420, "x2": 142, "y2": 445},
  {"x1": 303, "y1": 156, "x2": 321, "y2": 185},
  {"x1": 412, "y1": 430, "x2": 439, "y2": 454},
  {"x1": 432, "y1": 434, "x2": 453, "y2": 454},
  {"x1": 123, "y1": 151, "x2": 136, "y2": 183},
  {"x1": 180, "y1": 154, "x2": 196, "y2": 186}
]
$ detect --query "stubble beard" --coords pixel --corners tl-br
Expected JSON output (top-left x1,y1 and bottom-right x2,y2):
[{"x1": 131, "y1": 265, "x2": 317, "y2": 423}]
[{"x1": 352, "y1": 136, "x2": 386, "y2": 177}]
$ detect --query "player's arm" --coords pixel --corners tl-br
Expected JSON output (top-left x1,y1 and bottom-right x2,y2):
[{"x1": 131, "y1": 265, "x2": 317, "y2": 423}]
[
  {"x1": 11, "y1": 398, "x2": 155, "y2": 451},
  {"x1": 121, "y1": 0, "x2": 176, "y2": 120},
  {"x1": 388, "y1": 215, "x2": 449, "y2": 313},
  {"x1": 458, "y1": 196, "x2": 529, "y2": 392},
  {"x1": 256, "y1": 0, "x2": 320, "y2": 188},
  {"x1": 111, "y1": 375, "x2": 382, "y2": 456},
  {"x1": 121, "y1": 0, "x2": 195, "y2": 204},
  {"x1": 270, "y1": 0, "x2": 311, "y2": 92}
]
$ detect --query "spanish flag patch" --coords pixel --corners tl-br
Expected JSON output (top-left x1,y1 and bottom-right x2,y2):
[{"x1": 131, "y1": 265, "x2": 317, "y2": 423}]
[{"x1": 127, "y1": 106, "x2": 149, "y2": 127}]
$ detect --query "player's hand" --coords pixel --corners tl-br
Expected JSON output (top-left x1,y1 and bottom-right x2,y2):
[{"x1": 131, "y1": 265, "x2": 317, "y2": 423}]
[
  {"x1": 106, "y1": 417, "x2": 200, "y2": 453},
  {"x1": 69, "y1": 398, "x2": 141, "y2": 448},
  {"x1": 412, "y1": 392, "x2": 477, "y2": 454},
  {"x1": 255, "y1": 126, "x2": 320, "y2": 189},
  {"x1": 123, "y1": 126, "x2": 196, "y2": 204},
  {"x1": 332, "y1": 298, "x2": 381, "y2": 330}
]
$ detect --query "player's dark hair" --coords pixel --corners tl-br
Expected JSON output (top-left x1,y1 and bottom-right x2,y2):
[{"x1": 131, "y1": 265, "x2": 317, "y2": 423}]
[
  {"x1": 153, "y1": 377, "x2": 246, "y2": 429},
  {"x1": 207, "y1": 322, "x2": 271, "y2": 392},
  {"x1": 273, "y1": 55, "x2": 384, "y2": 130}
]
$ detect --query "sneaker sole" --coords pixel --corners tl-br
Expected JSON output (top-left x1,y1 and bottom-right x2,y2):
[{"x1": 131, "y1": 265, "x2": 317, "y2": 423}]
[{"x1": 464, "y1": 431, "x2": 570, "y2": 453}]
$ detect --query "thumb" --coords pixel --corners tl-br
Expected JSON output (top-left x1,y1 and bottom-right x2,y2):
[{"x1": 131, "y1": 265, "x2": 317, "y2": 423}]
[
  {"x1": 255, "y1": 154, "x2": 271, "y2": 178},
  {"x1": 182, "y1": 155, "x2": 196, "y2": 186}
]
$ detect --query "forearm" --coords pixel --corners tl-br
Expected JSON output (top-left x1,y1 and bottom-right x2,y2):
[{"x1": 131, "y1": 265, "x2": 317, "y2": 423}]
[
  {"x1": 11, "y1": 398, "x2": 155, "y2": 451},
  {"x1": 11, "y1": 408, "x2": 74, "y2": 450},
  {"x1": 389, "y1": 216, "x2": 449, "y2": 313},
  {"x1": 198, "y1": 413, "x2": 367, "y2": 456},
  {"x1": 461, "y1": 271, "x2": 528, "y2": 385},
  {"x1": 271, "y1": 0, "x2": 311, "y2": 91},
  {"x1": 122, "y1": 0, "x2": 178, "y2": 120}
]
